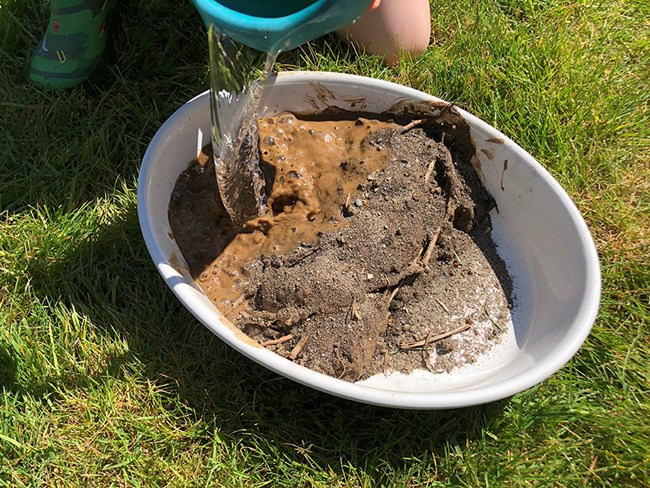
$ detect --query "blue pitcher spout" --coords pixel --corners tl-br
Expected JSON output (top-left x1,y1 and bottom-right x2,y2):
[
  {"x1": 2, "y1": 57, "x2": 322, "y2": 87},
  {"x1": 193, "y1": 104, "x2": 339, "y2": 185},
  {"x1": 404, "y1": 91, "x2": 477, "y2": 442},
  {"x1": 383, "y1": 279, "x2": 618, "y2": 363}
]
[{"x1": 191, "y1": 0, "x2": 372, "y2": 53}]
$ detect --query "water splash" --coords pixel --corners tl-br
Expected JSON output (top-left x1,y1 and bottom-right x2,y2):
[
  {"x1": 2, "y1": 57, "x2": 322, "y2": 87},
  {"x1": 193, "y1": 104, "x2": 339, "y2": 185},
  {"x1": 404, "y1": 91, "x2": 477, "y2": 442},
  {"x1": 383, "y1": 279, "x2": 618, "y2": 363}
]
[{"x1": 208, "y1": 26, "x2": 278, "y2": 228}]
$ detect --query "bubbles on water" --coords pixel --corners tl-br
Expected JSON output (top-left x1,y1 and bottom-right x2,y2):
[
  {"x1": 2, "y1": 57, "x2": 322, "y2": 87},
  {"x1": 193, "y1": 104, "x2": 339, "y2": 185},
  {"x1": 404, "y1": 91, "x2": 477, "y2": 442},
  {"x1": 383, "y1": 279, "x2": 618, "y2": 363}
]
[
  {"x1": 263, "y1": 135, "x2": 276, "y2": 146},
  {"x1": 279, "y1": 114, "x2": 296, "y2": 125}
]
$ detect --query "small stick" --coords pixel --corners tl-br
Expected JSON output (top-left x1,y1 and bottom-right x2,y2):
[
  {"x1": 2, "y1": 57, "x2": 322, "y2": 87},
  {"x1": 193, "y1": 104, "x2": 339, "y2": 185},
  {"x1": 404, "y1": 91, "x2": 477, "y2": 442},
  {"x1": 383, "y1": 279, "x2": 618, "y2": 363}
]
[
  {"x1": 424, "y1": 158, "x2": 436, "y2": 184},
  {"x1": 260, "y1": 334, "x2": 294, "y2": 347},
  {"x1": 423, "y1": 327, "x2": 436, "y2": 371},
  {"x1": 484, "y1": 306, "x2": 503, "y2": 331},
  {"x1": 421, "y1": 225, "x2": 443, "y2": 267},
  {"x1": 352, "y1": 302, "x2": 363, "y2": 322},
  {"x1": 400, "y1": 119, "x2": 425, "y2": 134},
  {"x1": 385, "y1": 227, "x2": 443, "y2": 310},
  {"x1": 386, "y1": 286, "x2": 401, "y2": 307},
  {"x1": 225, "y1": 294, "x2": 246, "y2": 317},
  {"x1": 289, "y1": 334, "x2": 310, "y2": 360},
  {"x1": 399, "y1": 322, "x2": 472, "y2": 350},
  {"x1": 435, "y1": 298, "x2": 450, "y2": 313},
  {"x1": 336, "y1": 356, "x2": 348, "y2": 379}
]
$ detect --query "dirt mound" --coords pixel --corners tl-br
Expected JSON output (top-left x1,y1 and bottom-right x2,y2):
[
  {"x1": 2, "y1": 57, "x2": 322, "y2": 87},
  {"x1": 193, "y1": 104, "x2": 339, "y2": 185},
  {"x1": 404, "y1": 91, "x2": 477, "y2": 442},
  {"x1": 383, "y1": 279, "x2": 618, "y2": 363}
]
[{"x1": 168, "y1": 104, "x2": 513, "y2": 381}]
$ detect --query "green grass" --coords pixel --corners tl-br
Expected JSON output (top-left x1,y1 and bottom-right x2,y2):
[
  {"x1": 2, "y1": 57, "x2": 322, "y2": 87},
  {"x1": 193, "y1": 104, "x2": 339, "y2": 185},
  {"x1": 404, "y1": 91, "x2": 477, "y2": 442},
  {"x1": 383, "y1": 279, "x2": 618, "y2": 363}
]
[{"x1": 1, "y1": 0, "x2": 648, "y2": 485}]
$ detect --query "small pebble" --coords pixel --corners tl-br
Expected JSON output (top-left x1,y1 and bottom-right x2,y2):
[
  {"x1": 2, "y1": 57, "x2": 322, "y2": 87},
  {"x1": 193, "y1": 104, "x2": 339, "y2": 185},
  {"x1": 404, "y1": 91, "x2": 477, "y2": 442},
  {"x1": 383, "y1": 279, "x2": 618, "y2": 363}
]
[{"x1": 354, "y1": 198, "x2": 363, "y2": 207}]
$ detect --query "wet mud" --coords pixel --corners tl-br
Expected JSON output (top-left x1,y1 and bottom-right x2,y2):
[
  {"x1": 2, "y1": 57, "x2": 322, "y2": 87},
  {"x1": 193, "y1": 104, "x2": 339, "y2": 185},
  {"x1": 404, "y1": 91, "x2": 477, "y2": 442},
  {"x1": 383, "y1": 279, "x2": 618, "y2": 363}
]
[{"x1": 168, "y1": 103, "x2": 513, "y2": 381}]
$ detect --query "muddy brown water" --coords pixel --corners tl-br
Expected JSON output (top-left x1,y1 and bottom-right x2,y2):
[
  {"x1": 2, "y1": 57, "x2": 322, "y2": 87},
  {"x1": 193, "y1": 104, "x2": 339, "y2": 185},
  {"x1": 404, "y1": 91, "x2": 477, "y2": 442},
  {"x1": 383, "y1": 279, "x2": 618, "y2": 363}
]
[{"x1": 168, "y1": 104, "x2": 514, "y2": 382}]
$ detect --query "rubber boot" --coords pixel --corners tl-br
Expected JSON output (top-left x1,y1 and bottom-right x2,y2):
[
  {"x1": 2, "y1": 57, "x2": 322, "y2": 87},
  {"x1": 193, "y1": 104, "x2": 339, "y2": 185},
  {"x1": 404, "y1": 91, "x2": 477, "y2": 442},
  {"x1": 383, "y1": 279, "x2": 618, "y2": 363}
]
[{"x1": 28, "y1": 0, "x2": 114, "y2": 90}]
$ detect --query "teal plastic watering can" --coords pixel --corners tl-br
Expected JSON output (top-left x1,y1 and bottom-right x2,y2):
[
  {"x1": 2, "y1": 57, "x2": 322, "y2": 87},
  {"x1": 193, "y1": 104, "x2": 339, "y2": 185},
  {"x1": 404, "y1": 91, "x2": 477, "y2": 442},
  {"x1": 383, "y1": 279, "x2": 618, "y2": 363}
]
[{"x1": 191, "y1": 0, "x2": 372, "y2": 53}]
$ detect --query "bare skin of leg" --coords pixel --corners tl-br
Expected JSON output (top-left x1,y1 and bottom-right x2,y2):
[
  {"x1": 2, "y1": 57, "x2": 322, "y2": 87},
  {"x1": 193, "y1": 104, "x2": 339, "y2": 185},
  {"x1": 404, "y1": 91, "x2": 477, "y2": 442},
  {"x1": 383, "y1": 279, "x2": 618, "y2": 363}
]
[{"x1": 338, "y1": 0, "x2": 431, "y2": 66}]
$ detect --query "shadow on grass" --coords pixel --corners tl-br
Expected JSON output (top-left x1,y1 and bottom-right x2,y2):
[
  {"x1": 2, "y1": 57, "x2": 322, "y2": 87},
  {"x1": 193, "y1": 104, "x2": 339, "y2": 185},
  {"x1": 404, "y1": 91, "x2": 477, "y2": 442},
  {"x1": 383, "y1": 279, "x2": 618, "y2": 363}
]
[
  {"x1": 0, "y1": 347, "x2": 18, "y2": 392},
  {"x1": 26, "y1": 198, "x2": 510, "y2": 479}
]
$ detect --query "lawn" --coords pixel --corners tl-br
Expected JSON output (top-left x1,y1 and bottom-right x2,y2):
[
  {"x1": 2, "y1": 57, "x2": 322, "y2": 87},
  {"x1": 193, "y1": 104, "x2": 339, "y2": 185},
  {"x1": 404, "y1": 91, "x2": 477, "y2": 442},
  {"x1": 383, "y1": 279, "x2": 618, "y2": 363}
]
[{"x1": 1, "y1": 0, "x2": 648, "y2": 486}]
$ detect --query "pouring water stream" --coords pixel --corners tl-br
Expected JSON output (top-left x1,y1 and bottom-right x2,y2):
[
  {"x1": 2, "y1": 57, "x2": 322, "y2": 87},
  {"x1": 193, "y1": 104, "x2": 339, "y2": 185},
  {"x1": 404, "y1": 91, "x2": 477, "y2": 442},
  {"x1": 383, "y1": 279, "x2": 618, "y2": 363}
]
[
  {"x1": 208, "y1": 28, "x2": 277, "y2": 228},
  {"x1": 195, "y1": 1, "x2": 372, "y2": 228}
]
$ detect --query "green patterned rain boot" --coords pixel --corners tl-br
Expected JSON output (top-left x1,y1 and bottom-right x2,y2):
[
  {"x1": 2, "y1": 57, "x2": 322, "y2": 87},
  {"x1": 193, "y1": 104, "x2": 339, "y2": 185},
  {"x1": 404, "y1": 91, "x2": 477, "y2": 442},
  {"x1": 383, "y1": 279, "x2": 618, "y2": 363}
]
[{"x1": 28, "y1": 0, "x2": 114, "y2": 90}]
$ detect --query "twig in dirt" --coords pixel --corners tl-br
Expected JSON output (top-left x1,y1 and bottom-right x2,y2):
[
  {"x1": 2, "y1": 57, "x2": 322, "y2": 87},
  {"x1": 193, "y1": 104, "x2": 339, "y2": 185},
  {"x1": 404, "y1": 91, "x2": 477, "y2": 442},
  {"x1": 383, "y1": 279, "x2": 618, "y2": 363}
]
[
  {"x1": 421, "y1": 225, "x2": 443, "y2": 267},
  {"x1": 289, "y1": 246, "x2": 320, "y2": 267},
  {"x1": 423, "y1": 328, "x2": 436, "y2": 371},
  {"x1": 385, "y1": 227, "x2": 442, "y2": 309},
  {"x1": 352, "y1": 302, "x2": 363, "y2": 322},
  {"x1": 289, "y1": 334, "x2": 310, "y2": 360},
  {"x1": 260, "y1": 334, "x2": 295, "y2": 347},
  {"x1": 435, "y1": 298, "x2": 450, "y2": 314},
  {"x1": 225, "y1": 294, "x2": 246, "y2": 317},
  {"x1": 399, "y1": 322, "x2": 472, "y2": 350},
  {"x1": 384, "y1": 258, "x2": 421, "y2": 307},
  {"x1": 484, "y1": 306, "x2": 503, "y2": 331},
  {"x1": 386, "y1": 286, "x2": 401, "y2": 308},
  {"x1": 424, "y1": 157, "x2": 436, "y2": 184},
  {"x1": 336, "y1": 357, "x2": 348, "y2": 379},
  {"x1": 400, "y1": 119, "x2": 425, "y2": 134},
  {"x1": 346, "y1": 299, "x2": 363, "y2": 324}
]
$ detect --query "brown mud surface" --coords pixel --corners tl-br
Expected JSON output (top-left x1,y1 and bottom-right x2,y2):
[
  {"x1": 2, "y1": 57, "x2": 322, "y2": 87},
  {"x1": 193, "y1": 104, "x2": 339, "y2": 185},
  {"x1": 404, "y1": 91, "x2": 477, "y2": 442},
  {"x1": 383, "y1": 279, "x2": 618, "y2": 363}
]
[{"x1": 168, "y1": 103, "x2": 513, "y2": 382}]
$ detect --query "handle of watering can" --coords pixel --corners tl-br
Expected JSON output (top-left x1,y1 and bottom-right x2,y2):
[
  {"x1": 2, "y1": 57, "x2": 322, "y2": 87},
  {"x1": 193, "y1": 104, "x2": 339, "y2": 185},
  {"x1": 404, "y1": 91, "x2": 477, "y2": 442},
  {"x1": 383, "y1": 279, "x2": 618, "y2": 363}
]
[{"x1": 191, "y1": 0, "x2": 373, "y2": 53}]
